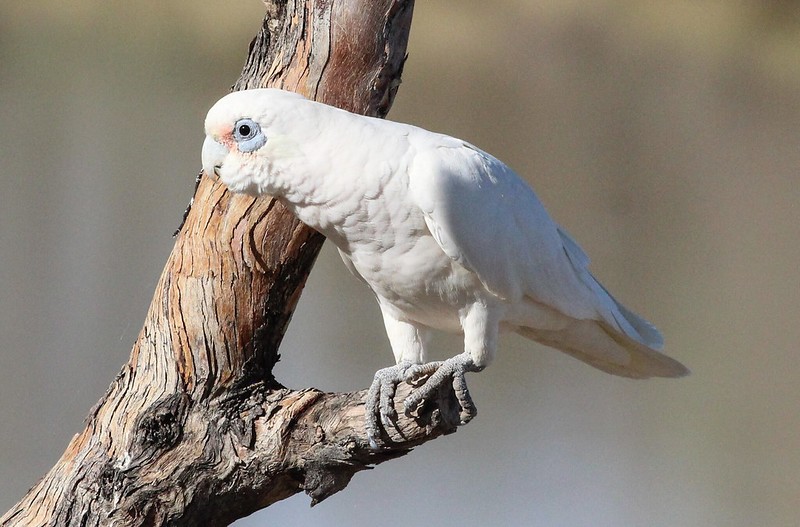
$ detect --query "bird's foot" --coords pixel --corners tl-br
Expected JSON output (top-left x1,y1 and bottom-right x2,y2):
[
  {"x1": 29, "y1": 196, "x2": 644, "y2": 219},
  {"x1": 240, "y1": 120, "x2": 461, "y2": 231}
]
[
  {"x1": 365, "y1": 360, "x2": 416, "y2": 449},
  {"x1": 404, "y1": 351, "x2": 480, "y2": 426},
  {"x1": 365, "y1": 353, "x2": 480, "y2": 449}
]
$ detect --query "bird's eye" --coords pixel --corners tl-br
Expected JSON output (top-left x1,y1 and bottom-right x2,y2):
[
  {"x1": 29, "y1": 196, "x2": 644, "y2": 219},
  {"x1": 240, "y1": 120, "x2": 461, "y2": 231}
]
[{"x1": 232, "y1": 118, "x2": 266, "y2": 152}]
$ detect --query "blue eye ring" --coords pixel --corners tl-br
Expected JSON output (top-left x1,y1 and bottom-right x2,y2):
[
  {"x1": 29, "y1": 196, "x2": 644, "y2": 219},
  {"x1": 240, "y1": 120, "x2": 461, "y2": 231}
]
[{"x1": 233, "y1": 118, "x2": 267, "y2": 152}]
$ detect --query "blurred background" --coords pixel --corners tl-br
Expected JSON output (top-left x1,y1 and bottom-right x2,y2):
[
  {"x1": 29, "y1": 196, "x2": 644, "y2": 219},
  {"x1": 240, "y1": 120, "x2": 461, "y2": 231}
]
[{"x1": 1, "y1": 1, "x2": 799, "y2": 525}]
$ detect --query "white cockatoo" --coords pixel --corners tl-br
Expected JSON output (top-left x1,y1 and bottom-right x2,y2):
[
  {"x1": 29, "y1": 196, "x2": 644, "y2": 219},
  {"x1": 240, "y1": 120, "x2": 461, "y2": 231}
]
[{"x1": 202, "y1": 89, "x2": 688, "y2": 446}]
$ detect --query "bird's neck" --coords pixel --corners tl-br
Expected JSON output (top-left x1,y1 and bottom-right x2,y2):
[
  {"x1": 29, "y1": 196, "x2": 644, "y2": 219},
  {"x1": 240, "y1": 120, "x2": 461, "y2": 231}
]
[{"x1": 277, "y1": 181, "x2": 360, "y2": 249}]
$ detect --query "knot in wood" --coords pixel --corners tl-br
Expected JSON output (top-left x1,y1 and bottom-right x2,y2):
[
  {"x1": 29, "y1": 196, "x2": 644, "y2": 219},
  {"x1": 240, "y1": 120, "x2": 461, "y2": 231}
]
[
  {"x1": 129, "y1": 393, "x2": 190, "y2": 464},
  {"x1": 98, "y1": 463, "x2": 126, "y2": 501}
]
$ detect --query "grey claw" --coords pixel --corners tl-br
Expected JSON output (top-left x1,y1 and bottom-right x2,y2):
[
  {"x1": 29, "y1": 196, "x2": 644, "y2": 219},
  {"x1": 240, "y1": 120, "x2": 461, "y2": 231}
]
[
  {"x1": 404, "y1": 352, "x2": 479, "y2": 425},
  {"x1": 405, "y1": 362, "x2": 440, "y2": 386},
  {"x1": 365, "y1": 353, "x2": 479, "y2": 447},
  {"x1": 451, "y1": 369, "x2": 477, "y2": 424},
  {"x1": 365, "y1": 361, "x2": 413, "y2": 449}
]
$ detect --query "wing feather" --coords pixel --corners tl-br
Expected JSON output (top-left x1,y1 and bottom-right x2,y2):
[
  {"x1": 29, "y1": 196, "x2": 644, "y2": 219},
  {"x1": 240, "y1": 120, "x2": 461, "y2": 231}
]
[
  {"x1": 408, "y1": 138, "x2": 678, "y2": 373},
  {"x1": 409, "y1": 141, "x2": 599, "y2": 318}
]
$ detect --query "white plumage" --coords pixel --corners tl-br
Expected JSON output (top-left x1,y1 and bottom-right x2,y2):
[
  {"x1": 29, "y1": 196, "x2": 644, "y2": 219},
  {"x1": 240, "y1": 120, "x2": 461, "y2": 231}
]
[{"x1": 202, "y1": 88, "x2": 688, "y2": 445}]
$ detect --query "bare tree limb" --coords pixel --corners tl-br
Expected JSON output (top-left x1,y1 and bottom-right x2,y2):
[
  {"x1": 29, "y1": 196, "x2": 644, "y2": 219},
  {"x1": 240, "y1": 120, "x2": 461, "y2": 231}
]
[{"x1": 0, "y1": 1, "x2": 468, "y2": 525}]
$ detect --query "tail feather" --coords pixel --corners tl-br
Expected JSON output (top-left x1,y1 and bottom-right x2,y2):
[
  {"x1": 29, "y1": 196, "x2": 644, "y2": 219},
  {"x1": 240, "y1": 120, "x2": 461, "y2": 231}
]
[
  {"x1": 541, "y1": 227, "x2": 687, "y2": 377},
  {"x1": 517, "y1": 319, "x2": 689, "y2": 379},
  {"x1": 556, "y1": 226, "x2": 666, "y2": 352},
  {"x1": 613, "y1": 299, "x2": 665, "y2": 350},
  {"x1": 590, "y1": 274, "x2": 666, "y2": 351}
]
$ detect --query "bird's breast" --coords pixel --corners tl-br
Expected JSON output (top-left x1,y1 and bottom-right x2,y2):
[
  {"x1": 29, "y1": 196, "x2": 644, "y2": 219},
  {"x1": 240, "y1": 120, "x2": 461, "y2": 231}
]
[
  {"x1": 305, "y1": 156, "x2": 487, "y2": 332},
  {"x1": 343, "y1": 228, "x2": 483, "y2": 333}
]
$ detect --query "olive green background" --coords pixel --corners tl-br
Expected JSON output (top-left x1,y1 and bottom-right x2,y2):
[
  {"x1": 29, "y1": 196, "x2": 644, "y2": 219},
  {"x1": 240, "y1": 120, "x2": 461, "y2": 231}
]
[{"x1": 2, "y1": 2, "x2": 799, "y2": 525}]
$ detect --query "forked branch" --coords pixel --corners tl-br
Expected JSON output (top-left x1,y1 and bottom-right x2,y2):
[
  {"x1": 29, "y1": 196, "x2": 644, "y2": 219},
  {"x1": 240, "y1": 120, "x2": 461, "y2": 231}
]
[{"x1": 0, "y1": 2, "x2": 466, "y2": 525}]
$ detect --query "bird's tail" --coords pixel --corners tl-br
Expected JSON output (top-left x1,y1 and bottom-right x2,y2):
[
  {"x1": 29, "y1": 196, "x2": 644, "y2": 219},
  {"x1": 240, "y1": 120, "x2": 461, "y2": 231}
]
[
  {"x1": 541, "y1": 227, "x2": 688, "y2": 378},
  {"x1": 517, "y1": 317, "x2": 689, "y2": 379}
]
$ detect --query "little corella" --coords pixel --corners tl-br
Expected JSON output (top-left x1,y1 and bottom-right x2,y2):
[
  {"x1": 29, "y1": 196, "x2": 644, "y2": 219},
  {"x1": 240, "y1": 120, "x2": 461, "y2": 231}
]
[{"x1": 202, "y1": 89, "x2": 688, "y2": 447}]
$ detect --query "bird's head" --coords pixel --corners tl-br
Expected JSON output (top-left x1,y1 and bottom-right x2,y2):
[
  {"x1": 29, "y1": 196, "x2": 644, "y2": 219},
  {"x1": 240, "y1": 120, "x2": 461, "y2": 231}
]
[{"x1": 202, "y1": 88, "x2": 308, "y2": 196}]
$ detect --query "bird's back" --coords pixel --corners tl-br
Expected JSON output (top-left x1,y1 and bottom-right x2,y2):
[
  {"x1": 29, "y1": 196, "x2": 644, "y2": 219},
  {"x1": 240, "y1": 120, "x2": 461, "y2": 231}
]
[
  {"x1": 248, "y1": 91, "x2": 688, "y2": 378},
  {"x1": 404, "y1": 135, "x2": 688, "y2": 378}
]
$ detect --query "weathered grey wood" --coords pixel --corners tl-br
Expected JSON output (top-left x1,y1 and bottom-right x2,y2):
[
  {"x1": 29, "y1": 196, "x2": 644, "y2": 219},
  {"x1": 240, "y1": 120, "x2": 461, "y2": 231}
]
[{"x1": 0, "y1": 2, "x2": 465, "y2": 525}]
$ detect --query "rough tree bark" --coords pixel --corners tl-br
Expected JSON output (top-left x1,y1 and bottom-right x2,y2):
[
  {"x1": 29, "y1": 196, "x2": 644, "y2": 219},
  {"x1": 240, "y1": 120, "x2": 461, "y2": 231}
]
[{"x1": 1, "y1": 1, "x2": 463, "y2": 525}]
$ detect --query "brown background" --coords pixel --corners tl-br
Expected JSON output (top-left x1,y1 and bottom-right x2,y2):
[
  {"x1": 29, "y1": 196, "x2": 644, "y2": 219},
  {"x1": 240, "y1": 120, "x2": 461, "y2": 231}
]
[{"x1": 1, "y1": 2, "x2": 798, "y2": 525}]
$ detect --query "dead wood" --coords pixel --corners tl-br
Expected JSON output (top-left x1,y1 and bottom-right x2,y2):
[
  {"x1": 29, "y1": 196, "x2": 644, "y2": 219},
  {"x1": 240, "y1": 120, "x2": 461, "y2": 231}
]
[{"x1": 0, "y1": 2, "x2": 465, "y2": 526}]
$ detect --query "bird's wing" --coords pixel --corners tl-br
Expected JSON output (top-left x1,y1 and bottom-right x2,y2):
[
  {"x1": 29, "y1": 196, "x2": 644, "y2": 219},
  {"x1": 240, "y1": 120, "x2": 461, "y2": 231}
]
[{"x1": 407, "y1": 139, "x2": 663, "y2": 351}]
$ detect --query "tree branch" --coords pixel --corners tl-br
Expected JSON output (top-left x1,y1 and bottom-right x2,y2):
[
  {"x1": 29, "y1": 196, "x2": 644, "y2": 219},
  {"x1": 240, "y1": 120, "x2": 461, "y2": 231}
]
[{"x1": 0, "y1": 1, "x2": 467, "y2": 525}]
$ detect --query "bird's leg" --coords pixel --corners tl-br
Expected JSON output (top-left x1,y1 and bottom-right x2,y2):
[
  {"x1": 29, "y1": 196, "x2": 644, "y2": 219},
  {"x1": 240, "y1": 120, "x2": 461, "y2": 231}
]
[
  {"x1": 405, "y1": 302, "x2": 498, "y2": 425},
  {"x1": 366, "y1": 314, "x2": 429, "y2": 448},
  {"x1": 367, "y1": 305, "x2": 497, "y2": 447}
]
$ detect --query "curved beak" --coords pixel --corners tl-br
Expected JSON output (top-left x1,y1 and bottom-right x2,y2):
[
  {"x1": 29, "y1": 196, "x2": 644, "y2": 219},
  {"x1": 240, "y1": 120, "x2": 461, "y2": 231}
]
[{"x1": 202, "y1": 136, "x2": 228, "y2": 179}]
